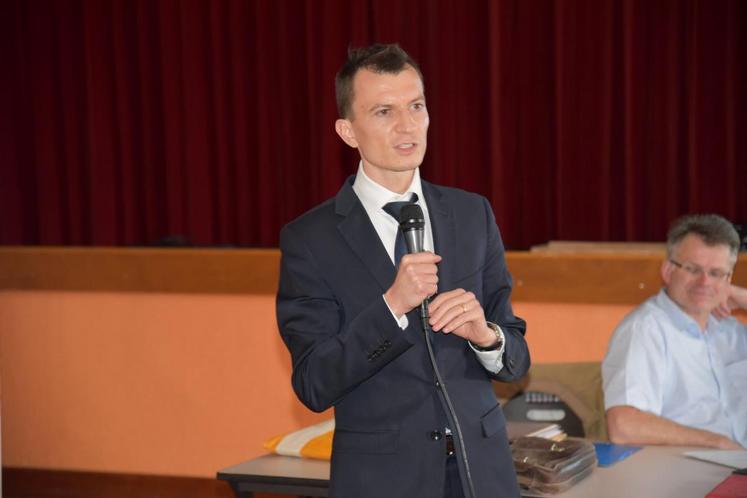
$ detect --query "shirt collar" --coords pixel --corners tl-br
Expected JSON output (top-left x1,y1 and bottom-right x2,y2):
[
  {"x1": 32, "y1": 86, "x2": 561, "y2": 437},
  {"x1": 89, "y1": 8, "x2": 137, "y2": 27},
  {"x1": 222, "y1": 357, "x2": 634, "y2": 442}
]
[
  {"x1": 352, "y1": 161, "x2": 425, "y2": 209},
  {"x1": 656, "y1": 288, "x2": 719, "y2": 336}
]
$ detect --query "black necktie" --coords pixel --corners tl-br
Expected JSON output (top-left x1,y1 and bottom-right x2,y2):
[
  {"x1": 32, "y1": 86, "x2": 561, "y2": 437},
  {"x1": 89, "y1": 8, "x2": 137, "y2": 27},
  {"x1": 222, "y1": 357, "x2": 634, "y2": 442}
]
[{"x1": 382, "y1": 192, "x2": 419, "y2": 266}]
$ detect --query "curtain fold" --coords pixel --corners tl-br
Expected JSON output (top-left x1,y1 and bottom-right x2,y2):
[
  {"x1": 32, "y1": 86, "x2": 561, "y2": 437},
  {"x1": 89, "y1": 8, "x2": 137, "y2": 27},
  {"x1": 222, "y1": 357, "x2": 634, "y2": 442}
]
[{"x1": 2, "y1": 0, "x2": 745, "y2": 248}]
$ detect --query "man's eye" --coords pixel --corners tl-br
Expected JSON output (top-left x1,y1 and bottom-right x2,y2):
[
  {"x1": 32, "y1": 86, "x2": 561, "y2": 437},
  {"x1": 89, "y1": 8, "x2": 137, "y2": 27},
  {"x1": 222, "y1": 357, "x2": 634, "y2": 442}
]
[
  {"x1": 413, "y1": 103, "x2": 425, "y2": 110},
  {"x1": 376, "y1": 109, "x2": 390, "y2": 116}
]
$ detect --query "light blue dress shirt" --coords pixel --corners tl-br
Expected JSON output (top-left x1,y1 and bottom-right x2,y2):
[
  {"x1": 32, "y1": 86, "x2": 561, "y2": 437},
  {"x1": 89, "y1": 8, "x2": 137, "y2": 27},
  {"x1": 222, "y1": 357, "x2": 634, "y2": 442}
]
[{"x1": 602, "y1": 289, "x2": 747, "y2": 447}]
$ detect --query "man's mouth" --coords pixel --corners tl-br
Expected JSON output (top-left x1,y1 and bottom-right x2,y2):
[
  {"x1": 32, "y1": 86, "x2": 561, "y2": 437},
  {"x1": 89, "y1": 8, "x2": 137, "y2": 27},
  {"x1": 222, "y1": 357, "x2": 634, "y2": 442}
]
[
  {"x1": 395, "y1": 143, "x2": 416, "y2": 151},
  {"x1": 689, "y1": 288, "x2": 714, "y2": 298}
]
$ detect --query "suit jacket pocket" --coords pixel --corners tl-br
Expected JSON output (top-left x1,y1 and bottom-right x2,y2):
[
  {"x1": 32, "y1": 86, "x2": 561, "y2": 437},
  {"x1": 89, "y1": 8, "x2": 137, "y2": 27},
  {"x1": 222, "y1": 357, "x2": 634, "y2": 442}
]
[
  {"x1": 481, "y1": 403, "x2": 507, "y2": 438},
  {"x1": 333, "y1": 428, "x2": 399, "y2": 454}
]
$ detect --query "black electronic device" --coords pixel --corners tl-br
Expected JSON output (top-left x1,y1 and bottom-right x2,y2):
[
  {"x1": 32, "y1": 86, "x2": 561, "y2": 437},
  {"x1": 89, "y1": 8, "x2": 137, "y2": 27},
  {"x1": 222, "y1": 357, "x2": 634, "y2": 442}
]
[{"x1": 502, "y1": 390, "x2": 585, "y2": 438}]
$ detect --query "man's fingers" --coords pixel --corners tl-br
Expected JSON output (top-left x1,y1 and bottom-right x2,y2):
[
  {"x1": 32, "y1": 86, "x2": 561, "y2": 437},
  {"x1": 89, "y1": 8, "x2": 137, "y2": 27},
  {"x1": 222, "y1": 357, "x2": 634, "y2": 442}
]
[
  {"x1": 413, "y1": 278, "x2": 438, "y2": 297},
  {"x1": 400, "y1": 252, "x2": 442, "y2": 265},
  {"x1": 713, "y1": 301, "x2": 732, "y2": 319},
  {"x1": 428, "y1": 288, "x2": 466, "y2": 311},
  {"x1": 440, "y1": 308, "x2": 482, "y2": 334},
  {"x1": 429, "y1": 289, "x2": 474, "y2": 316},
  {"x1": 385, "y1": 254, "x2": 443, "y2": 316},
  {"x1": 429, "y1": 291, "x2": 479, "y2": 331}
]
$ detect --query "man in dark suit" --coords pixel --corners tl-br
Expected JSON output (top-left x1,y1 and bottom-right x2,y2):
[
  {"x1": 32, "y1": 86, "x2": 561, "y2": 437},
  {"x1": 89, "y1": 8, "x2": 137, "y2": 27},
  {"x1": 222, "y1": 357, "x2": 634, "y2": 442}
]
[{"x1": 276, "y1": 44, "x2": 530, "y2": 498}]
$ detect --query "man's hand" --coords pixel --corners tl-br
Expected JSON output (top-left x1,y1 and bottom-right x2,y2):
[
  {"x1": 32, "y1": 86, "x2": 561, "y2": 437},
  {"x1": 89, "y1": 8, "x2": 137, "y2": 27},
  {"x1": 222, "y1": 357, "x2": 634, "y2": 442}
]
[
  {"x1": 713, "y1": 285, "x2": 747, "y2": 319},
  {"x1": 384, "y1": 252, "x2": 442, "y2": 317},
  {"x1": 428, "y1": 288, "x2": 497, "y2": 347}
]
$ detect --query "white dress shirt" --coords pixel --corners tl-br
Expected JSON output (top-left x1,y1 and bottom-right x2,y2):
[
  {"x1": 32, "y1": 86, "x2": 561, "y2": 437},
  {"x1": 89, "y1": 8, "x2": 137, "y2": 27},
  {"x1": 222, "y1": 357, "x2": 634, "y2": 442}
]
[{"x1": 352, "y1": 163, "x2": 504, "y2": 373}]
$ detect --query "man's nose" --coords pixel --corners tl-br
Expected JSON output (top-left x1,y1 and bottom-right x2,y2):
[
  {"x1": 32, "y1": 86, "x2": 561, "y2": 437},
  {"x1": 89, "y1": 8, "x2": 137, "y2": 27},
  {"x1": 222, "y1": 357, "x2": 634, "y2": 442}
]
[
  {"x1": 395, "y1": 110, "x2": 417, "y2": 132},
  {"x1": 695, "y1": 270, "x2": 714, "y2": 285}
]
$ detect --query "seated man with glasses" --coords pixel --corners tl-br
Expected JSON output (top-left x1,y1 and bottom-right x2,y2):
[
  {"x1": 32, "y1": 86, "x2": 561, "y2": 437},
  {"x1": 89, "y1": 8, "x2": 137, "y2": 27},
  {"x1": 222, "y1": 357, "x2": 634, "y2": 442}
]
[{"x1": 603, "y1": 214, "x2": 747, "y2": 449}]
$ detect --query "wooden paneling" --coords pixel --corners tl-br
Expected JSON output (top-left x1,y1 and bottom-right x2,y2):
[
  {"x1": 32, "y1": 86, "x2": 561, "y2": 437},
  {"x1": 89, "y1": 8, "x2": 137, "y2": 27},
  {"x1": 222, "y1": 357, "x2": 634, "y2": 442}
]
[
  {"x1": 508, "y1": 253, "x2": 663, "y2": 304},
  {"x1": 1, "y1": 247, "x2": 745, "y2": 304},
  {"x1": 0, "y1": 247, "x2": 280, "y2": 295}
]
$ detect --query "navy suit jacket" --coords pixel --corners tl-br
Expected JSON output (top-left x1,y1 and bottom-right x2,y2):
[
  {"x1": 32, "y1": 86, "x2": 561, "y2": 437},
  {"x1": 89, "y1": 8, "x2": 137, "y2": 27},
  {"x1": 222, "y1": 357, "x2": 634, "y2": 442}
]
[{"x1": 276, "y1": 175, "x2": 530, "y2": 498}]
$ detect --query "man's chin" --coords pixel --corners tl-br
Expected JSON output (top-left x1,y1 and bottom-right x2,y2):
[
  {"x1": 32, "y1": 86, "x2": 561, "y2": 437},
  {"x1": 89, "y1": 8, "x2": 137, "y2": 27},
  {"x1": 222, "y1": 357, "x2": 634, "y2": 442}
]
[
  {"x1": 394, "y1": 153, "x2": 426, "y2": 170},
  {"x1": 687, "y1": 300, "x2": 718, "y2": 316},
  {"x1": 392, "y1": 163, "x2": 422, "y2": 173}
]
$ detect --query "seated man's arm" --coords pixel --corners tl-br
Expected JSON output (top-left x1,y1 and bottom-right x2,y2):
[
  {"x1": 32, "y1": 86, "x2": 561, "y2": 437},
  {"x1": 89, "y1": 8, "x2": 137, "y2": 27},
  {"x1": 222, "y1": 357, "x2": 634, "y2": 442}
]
[
  {"x1": 603, "y1": 307, "x2": 745, "y2": 450},
  {"x1": 606, "y1": 405, "x2": 743, "y2": 449}
]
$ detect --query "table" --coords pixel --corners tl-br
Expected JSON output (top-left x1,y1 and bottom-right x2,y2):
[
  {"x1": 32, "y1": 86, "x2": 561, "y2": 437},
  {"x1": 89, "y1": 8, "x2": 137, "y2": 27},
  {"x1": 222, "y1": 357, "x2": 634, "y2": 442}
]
[
  {"x1": 555, "y1": 445, "x2": 732, "y2": 498},
  {"x1": 218, "y1": 454, "x2": 329, "y2": 497},
  {"x1": 217, "y1": 446, "x2": 733, "y2": 498}
]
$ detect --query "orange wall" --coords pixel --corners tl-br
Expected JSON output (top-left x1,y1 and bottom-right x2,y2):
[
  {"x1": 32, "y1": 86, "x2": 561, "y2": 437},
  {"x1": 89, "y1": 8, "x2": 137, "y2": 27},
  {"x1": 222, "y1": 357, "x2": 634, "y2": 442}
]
[
  {"x1": 514, "y1": 302, "x2": 633, "y2": 363},
  {"x1": 0, "y1": 291, "x2": 330, "y2": 477},
  {"x1": 0, "y1": 290, "x2": 637, "y2": 478}
]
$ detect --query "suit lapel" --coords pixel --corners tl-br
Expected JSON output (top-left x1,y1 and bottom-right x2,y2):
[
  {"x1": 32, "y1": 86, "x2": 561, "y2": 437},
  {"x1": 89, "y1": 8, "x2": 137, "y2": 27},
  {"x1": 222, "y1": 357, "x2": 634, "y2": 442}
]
[
  {"x1": 422, "y1": 181, "x2": 463, "y2": 356},
  {"x1": 335, "y1": 176, "x2": 396, "y2": 292},
  {"x1": 333, "y1": 177, "x2": 460, "y2": 317},
  {"x1": 422, "y1": 181, "x2": 457, "y2": 293}
]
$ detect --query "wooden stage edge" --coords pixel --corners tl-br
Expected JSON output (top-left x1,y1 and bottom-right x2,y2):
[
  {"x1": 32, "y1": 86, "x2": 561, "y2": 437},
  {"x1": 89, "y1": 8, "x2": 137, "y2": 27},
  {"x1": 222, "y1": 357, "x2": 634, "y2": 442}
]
[
  {"x1": 1, "y1": 466, "x2": 243, "y2": 498},
  {"x1": 1, "y1": 246, "x2": 745, "y2": 305}
]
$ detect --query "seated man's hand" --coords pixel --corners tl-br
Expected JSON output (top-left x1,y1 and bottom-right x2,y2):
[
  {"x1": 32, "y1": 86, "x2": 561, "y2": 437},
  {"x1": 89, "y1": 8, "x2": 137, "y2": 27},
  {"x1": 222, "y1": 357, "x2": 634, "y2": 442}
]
[
  {"x1": 713, "y1": 284, "x2": 747, "y2": 319},
  {"x1": 715, "y1": 435, "x2": 744, "y2": 450}
]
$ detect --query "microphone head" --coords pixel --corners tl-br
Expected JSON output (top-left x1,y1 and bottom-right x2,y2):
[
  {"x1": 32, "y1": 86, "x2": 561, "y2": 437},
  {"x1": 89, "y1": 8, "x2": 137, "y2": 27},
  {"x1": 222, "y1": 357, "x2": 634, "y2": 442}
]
[
  {"x1": 399, "y1": 204, "x2": 425, "y2": 232},
  {"x1": 400, "y1": 203, "x2": 425, "y2": 254}
]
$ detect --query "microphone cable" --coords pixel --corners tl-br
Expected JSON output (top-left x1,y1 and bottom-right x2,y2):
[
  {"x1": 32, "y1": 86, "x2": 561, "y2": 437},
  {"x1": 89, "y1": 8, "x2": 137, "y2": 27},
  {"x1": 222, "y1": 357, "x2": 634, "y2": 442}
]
[
  {"x1": 400, "y1": 204, "x2": 478, "y2": 498},
  {"x1": 420, "y1": 300, "x2": 478, "y2": 498}
]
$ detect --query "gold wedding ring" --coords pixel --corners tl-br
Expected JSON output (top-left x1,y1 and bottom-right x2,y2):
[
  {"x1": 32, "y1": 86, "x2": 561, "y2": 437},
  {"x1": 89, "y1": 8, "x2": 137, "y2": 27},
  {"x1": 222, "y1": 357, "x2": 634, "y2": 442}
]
[{"x1": 461, "y1": 303, "x2": 467, "y2": 314}]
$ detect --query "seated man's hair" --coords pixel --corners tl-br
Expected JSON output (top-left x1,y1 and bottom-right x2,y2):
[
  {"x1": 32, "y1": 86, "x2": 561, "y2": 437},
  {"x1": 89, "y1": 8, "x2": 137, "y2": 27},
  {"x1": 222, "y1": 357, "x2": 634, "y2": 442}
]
[
  {"x1": 666, "y1": 214, "x2": 740, "y2": 260},
  {"x1": 335, "y1": 43, "x2": 423, "y2": 119}
]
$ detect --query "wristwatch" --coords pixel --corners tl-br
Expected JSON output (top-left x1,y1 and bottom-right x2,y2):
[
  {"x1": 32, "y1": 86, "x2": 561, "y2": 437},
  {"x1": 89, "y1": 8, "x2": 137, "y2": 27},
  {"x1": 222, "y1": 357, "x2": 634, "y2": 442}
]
[{"x1": 470, "y1": 321, "x2": 504, "y2": 352}]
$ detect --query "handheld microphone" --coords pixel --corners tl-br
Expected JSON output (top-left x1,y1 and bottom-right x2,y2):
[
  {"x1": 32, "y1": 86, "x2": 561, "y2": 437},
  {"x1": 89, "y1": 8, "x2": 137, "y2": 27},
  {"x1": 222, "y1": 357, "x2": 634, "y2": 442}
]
[
  {"x1": 399, "y1": 203, "x2": 425, "y2": 254},
  {"x1": 398, "y1": 203, "x2": 429, "y2": 321}
]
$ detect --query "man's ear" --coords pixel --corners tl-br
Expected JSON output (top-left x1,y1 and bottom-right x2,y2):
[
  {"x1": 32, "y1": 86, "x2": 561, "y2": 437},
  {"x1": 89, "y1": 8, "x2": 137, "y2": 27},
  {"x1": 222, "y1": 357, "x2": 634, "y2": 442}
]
[
  {"x1": 661, "y1": 259, "x2": 673, "y2": 286},
  {"x1": 335, "y1": 118, "x2": 358, "y2": 148}
]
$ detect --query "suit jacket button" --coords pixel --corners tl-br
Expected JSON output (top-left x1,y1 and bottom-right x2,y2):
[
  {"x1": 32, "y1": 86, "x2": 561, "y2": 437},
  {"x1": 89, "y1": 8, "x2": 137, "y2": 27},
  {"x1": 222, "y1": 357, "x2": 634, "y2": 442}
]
[{"x1": 430, "y1": 430, "x2": 443, "y2": 441}]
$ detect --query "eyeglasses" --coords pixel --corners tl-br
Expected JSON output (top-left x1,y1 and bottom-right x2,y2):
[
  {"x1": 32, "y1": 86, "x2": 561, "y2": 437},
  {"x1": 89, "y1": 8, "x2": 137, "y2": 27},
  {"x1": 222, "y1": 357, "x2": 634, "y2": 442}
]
[{"x1": 669, "y1": 259, "x2": 732, "y2": 281}]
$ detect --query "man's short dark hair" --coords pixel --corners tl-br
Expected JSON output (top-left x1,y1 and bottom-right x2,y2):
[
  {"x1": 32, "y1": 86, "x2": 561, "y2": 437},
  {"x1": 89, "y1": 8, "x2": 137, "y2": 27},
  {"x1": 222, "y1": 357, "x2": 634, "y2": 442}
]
[
  {"x1": 666, "y1": 214, "x2": 741, "y2": 263},
  {"x1": 335, "y1": 43, "x2": 423, "y2": 119}
]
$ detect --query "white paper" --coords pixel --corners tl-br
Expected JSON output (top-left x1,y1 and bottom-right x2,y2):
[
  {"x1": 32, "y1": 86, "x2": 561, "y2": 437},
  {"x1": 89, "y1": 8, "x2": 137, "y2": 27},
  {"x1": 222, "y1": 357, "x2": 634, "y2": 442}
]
[{"x1": 684, "y1": 449, "x2": 747, "y2": 469}]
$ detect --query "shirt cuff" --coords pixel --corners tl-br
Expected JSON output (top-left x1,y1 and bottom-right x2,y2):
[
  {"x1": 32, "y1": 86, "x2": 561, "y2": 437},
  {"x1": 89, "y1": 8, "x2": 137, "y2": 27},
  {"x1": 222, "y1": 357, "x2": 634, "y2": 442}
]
[
  {"x1": 469, "y1": 323, "x2": 506, "y2": 373},
  {"x1": 382, "y1": 294, "x2": 409, "y2": 330}
]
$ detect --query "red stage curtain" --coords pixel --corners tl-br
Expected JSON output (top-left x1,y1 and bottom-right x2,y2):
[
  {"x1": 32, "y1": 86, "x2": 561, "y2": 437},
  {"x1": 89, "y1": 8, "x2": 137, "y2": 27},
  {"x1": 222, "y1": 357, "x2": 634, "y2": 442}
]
[{"x1": 2, "y1": 0, "x2": 746, "y2": 248}]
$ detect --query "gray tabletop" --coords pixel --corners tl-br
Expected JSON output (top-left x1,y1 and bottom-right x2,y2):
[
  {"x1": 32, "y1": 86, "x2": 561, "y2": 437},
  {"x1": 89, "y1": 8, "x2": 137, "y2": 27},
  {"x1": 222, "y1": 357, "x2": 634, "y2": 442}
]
[{"x1": 218, "y1": 445, "x2": 734, "y2": 498}]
